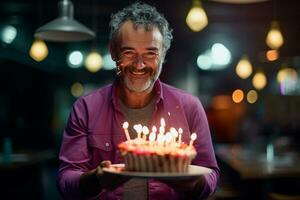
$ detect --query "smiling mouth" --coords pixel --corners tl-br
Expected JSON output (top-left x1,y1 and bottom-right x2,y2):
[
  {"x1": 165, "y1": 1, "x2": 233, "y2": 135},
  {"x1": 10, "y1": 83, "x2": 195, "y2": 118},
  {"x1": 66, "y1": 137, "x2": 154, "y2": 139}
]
[
  {"x1": 127, "y1": 68, "x2": 152, "y2": 77},
  {"x1": 130, "y1": 71, "x2": 148, "y2": 76},
  {"x1": 123, "y1": 66, "x2": 153, "y2": 77}
]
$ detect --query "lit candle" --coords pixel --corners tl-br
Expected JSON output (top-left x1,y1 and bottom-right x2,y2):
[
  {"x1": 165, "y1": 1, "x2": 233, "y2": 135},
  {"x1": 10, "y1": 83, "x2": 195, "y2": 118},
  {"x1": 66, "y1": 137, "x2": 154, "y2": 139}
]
[
  {"x1": 170, "y1": 127, "x2": 178, "y2": 144},
  {"x1": 133, "y1": 124, "x2": 143, "y2": 140},
  {"x1": 133, "y1": 124, "x2": 138, "y2": 137},
  {"x1": 152, "y1": 126, "x2": 157, "y2": 134},
  {"x1": 142, "y1": 126, "x2": 149, "y2": 141},
  {"x1": 178, "y1": 128, "x2": 183, "y2": 144},
  {"x1": 150, "y1": 126, "x2": 157, "y2": 145},
  {"x1": 149, "y1": 132, "x2": 156, "y2": 146},
  {"x1": 160, "y1": 118, "x2": 166, "y2": 127},
  {"x1": 157, "y1": 133, "x2": 165, "y2": 146},
  {"x1": 122, "y1": 122, "x2": 131, "y2": 141},
  {"x1": 159, "y1": 126, "x2": 165, "y2": 135},
  {"x1": 189, "y1": 133, "x2": 197, "y2": 148},
  {"x1": 136, "y1": 124, "x2": 143, "y2": 140},
  {"x1": 165, "y1": 132, "x2": 172, "y2": 147}
]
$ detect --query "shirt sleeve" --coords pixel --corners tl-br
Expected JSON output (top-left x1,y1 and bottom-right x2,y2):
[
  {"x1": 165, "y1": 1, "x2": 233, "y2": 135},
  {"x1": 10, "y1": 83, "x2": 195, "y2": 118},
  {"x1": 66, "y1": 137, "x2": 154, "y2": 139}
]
[
  {"x1": 57, "y1": 98, "x2": 93, "y2": 200},
  {"x1": 186, "y1": 97, "x2": 220, "y2": 199}
]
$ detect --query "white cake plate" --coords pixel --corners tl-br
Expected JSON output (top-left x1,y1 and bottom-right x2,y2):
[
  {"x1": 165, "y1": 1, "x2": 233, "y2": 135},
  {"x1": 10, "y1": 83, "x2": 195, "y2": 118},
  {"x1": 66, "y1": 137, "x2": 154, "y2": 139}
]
[{"x1": 102, "y1": 164, "x2": 212, "y2": 180}]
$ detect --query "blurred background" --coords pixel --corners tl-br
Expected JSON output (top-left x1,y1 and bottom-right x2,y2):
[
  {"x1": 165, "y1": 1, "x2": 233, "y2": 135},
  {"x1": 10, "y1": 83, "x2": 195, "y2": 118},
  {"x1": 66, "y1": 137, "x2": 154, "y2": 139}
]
[{"x1": 1, "y1": 0, "x2": 300, "y2": 199}]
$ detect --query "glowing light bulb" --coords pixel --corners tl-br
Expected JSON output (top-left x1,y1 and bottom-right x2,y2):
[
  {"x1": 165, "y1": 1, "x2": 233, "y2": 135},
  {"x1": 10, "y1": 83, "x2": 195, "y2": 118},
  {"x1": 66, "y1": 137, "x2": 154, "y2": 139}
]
[
  {"x1": 235, "y1": 55, "x2": 253, "y2": 79},
  {"x1": 266, "y1": 21, "x2": 284, "y2": 50},
  {"x1": 277, "y1": 68, "x2": 298, "y2": 83},
  {"x1": 186, "y1": 0, "x2": 208, "y2": 32},
  {"x1": 85, "y1": 51, "x2": 103, "y2": 73},
  {"x1": 29, "y1": 38, "x2": 48, "y2": 62},
  {"x1": 252, "y1": 71, "x2": 267, "y2": 90}
]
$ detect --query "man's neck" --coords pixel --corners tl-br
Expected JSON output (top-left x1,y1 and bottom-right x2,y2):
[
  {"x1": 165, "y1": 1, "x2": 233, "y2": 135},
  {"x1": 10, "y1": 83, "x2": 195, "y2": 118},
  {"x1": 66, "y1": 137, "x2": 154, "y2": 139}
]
[{"x1": 118, "y1": 85, "x2": 155, "y2": 109}]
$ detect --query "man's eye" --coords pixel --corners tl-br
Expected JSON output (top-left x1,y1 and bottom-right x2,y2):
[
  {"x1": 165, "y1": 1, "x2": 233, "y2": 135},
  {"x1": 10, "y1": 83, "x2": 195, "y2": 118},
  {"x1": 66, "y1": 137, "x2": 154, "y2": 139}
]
[
  {"x1": 144, "y1": 52, "x2": 158, "y2": 59},
  {"x1": 122, "y1": 51, "x2": 135, "y2": 57}
]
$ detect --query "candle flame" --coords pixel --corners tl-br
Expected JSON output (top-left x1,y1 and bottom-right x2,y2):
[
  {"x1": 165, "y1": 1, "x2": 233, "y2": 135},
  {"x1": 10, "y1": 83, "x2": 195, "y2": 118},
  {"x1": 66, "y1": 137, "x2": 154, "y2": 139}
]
[
  {"x1": 123, "y1": 121, "x2": 129, "y2": 129},
  {"x1": 170, "y1": 127, "x2": 178, "y2": 138},
  {"x1": 149, "y1": 132, "x2": 156, "y2": 142},
  {"x1": 157, "y1": 134, "x2": 165, "y2": 144},
  {"x1": 160, "y1": 118, "x2": 166, "y2": 127},
  {"x1": 191, "y1": 133, "x2": 197, "y2": 141},
  {"x1": 165, "y1": 132, "x2": 172, "y2": 143},
  {"x1": 142, "y1": 126, "x2": 149, "y2": 135},
  {"x1": 159, "y1": 126, "x2": 165, "y2": 135},
  {"x1": 134, "y1": 124, "x2": 143, "y2": 134},
  {"x1": 178, "y1": 128, "x2": 183, "y2": 134},
  {"x1": 152, "y1": 126, "x2": 157, "y2": 133}
]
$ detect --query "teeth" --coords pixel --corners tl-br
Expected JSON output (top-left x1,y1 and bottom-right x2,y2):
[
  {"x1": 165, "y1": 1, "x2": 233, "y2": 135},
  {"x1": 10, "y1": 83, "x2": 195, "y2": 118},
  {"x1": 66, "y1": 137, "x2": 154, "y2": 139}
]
[{"x1": 132, "y1": 71, "x2": 146, "y2": 75}]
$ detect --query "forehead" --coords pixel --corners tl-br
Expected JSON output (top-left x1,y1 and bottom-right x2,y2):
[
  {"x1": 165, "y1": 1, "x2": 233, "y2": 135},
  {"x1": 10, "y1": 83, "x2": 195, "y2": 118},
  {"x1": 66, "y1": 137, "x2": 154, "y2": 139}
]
[{"x1": 118, "y1": 20, "x2": 163, "y2": 50}]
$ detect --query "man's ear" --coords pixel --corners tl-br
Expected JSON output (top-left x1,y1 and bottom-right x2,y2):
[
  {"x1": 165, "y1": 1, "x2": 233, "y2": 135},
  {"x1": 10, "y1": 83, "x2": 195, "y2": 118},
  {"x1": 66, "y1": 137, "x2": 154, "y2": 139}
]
[{"x1": 109, "y1": 42, "x2": 117, "y2": 61}]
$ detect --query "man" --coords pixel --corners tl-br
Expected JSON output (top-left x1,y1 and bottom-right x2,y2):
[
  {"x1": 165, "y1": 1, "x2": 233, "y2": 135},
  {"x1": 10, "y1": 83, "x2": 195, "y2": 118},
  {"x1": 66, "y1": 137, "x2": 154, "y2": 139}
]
[{"x1": 57, "y1": 2, "x2": 219, "y2": 200}]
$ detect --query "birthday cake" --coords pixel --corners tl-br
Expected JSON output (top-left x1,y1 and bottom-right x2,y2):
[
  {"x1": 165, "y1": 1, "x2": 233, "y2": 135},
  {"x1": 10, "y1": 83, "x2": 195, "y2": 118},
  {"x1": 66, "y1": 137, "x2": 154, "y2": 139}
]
[{"x1": 118, "y1": 119, "x2": 197, "y2": 173}]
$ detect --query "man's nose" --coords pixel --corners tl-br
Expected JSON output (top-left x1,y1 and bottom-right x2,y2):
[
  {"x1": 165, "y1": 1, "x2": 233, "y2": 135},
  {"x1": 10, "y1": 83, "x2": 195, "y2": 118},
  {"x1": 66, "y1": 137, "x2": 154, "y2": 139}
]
[{"x1": 133, "y1": 55, "x2": 146, "y2": 69}]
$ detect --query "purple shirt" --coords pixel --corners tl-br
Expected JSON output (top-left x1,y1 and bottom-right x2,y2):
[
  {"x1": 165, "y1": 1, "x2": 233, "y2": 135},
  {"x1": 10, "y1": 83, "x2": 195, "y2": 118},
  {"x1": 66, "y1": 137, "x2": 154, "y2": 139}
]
[{"x1": 57, "y1": 79, "x2": 220, "y2": 200}]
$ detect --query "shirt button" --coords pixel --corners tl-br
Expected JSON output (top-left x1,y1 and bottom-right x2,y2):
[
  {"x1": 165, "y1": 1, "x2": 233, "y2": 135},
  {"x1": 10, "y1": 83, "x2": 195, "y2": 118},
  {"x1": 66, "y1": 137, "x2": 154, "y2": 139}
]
[{"x1": 105, "y1": 142, "x2": 110, "y2": 147}]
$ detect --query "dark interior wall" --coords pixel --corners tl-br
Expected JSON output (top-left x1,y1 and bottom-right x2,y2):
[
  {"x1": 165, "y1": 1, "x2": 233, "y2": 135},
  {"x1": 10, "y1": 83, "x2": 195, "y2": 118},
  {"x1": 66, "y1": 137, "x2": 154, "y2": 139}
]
[{"x1": 0, "y1": 59, "x2": 56, "y2": 149}]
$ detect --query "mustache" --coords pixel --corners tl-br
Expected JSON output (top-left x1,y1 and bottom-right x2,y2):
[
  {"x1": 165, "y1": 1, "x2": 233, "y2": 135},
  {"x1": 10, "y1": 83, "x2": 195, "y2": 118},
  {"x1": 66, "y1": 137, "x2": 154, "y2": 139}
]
[
  {"x1": 117, "y1": 62, "x2": 153, "y2": 74},
  {"x1": 126, "y1": 66, "x2": 153, "y2": 73},
  {"x1": 115, "y1": 59, "x2": 154, "y2": 76}
]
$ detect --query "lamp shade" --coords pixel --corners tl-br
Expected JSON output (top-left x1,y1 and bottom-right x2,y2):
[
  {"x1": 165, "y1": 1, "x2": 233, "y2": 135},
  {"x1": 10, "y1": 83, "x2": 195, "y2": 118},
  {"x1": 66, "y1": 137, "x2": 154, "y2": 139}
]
[{"x1": 35, "y1": 0, "x2": 95, "y2": 42}]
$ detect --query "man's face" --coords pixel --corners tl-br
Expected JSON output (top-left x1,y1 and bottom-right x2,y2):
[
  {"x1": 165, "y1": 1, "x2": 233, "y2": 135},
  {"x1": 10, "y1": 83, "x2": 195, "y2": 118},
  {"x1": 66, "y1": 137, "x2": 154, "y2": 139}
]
[{"x1": 115, "y1": 21, "x2": 164, "y2": 93}]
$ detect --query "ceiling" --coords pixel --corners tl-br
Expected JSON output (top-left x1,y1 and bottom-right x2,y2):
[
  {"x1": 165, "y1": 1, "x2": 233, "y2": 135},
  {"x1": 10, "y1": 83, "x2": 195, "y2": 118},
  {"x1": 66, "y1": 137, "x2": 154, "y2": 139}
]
[{"x1": 1, "y1": 0, "x2": 300, "y2": 92}]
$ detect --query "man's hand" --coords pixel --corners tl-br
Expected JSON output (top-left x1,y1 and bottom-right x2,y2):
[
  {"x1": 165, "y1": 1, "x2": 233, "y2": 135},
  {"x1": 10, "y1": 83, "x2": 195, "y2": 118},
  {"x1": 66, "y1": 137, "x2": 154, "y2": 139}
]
[
  {"x1": 96, "y1": 160, "x2": 130, "y2": 190},
  {"x1": 79, "y1": 160, "x2": 129, "y2": 198}
]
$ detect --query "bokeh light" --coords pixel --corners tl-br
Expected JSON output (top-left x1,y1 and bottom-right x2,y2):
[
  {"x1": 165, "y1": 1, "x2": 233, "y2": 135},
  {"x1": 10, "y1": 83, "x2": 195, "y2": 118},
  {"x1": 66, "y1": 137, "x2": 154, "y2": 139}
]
[
  {"x1": 252, "y1": 72, "x2": 267, "y2": 90},
  {"x1": 246, "y1": 90, "x2": 258, "y2": 104},
  {"x1": 71, "y1": 82, "x2": 84, "y2": 97},
  {"x1": 85, "y1": 51, "x2": 103, "y2": 73},
  {"x1": 1, "y1": 25, "x2": 17, "y2": 44},
  {"x1": 232, "y1": 89, "x2": 244, "y2": 103},
  {"x1": 29, "y1": 39, "x2": 48, "y2": 62},
  {"x1": 67, "y1": 50, "x2": 83, "y2": 68},
  {"x1": 235, "y1": 55, "x2": 253, "y2": 79}
]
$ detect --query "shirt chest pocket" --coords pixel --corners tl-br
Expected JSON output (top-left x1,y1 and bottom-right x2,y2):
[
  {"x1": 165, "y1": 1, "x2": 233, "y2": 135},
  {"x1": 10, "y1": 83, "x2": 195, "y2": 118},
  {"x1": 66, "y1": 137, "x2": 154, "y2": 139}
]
[{"x1": 87, "y1": 131, "x2": 114, "y2": 166}]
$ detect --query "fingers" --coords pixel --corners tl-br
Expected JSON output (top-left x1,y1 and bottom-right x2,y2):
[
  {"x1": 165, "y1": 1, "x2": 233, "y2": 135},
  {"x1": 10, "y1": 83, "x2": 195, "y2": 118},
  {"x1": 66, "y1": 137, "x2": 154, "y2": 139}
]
[
  {"x1": 96, "y1": 160, "x2": 111, "y2": 177},
  {"x1": 100, "y1": 160, "x2": 111, "y2": 168},
  {"x1": 96, "y1": 160, "x2": 131, "y2": 191}
]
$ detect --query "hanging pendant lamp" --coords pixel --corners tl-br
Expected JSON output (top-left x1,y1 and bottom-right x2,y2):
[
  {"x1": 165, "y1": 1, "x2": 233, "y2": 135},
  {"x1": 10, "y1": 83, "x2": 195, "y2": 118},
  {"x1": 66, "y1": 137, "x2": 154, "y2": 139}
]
[{"x1": 34, "y1": 0, "x2": 95, "y2": 42}]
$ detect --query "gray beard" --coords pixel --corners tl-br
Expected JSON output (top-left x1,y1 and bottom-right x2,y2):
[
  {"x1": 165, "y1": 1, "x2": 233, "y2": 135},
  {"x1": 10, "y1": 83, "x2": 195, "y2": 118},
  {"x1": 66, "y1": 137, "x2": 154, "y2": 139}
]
[
  {"x1": 121, "y1": 62, "x2": 162, "y2": 93},
  {"x1": 123, "y1": 75, "x2": 154, "y2": 93}
]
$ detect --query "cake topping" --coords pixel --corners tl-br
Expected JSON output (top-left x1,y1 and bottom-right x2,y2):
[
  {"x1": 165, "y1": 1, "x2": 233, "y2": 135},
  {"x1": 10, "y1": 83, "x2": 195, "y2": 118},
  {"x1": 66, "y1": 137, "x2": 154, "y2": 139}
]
[
  {"x1": 119, "y1": 118, "x2": 197, "y2": 173},
  {"x1": 189, "y1": 133, "x2": 197, "y2": 148},
  {"x1": 120, "y1": 118, "x2": 197, "y2": 155},
  {"x1": 122, "y1": 121, "x2": 131, "y2": 141}
]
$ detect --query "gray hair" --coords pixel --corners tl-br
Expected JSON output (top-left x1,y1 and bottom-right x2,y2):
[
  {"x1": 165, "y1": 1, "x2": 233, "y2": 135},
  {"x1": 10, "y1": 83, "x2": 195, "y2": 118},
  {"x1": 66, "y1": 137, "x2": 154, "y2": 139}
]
[{"x1": 109, "y1": 2, "x2": 173, "y2": 57}]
